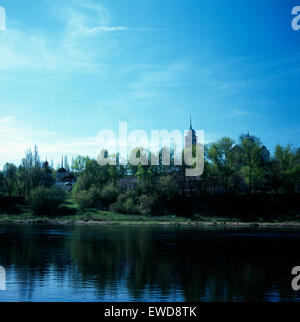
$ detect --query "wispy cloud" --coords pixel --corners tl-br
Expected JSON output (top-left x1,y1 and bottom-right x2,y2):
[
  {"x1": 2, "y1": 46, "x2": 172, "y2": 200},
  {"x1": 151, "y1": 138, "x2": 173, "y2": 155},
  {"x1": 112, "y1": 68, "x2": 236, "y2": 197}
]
[
  {"x1": 230, "y1": 108, "x2": 252, "y2": 118},
  {"x1": 0, "y1": 1, "x2": 135, "y2": 74},
  {"x1": 0, "y1": 117, "x2": 14, "y2": 124},
  {"x1": 127, "y1": 62, "x2": 188, "y2": 100},
  {"x1": 225, "y1": 108, "x2": 263, "y2": 119},
  {"x1": 97, "y1": 26, "x2": 129, "y2": 31}
]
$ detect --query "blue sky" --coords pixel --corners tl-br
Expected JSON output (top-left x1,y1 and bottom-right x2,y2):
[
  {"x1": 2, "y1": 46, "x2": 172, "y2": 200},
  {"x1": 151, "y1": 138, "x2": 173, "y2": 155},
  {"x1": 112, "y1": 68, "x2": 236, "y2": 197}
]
[{"x1": 0, "y1": 0, "x2": 299, "y2": 167}]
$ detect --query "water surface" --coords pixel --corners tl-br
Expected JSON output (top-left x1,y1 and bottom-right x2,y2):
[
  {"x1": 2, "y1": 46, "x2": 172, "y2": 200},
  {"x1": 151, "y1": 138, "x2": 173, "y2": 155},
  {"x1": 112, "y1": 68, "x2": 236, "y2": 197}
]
[{"x1": 0, "y1": 224, "x2": 299, "y2": 302}]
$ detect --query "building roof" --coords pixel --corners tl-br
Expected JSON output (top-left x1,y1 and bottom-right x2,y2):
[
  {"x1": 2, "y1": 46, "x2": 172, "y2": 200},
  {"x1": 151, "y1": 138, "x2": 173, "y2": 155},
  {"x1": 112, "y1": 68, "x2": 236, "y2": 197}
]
[
  {"x1": 118, "y1": 177, "x2": 139, "y2": 186},
  {"x1": 43, "y1": 160, "x2": 53, "y2": 173},
  {"x1": 57, "y1": 155, "x2": 67, "y2": 173}
]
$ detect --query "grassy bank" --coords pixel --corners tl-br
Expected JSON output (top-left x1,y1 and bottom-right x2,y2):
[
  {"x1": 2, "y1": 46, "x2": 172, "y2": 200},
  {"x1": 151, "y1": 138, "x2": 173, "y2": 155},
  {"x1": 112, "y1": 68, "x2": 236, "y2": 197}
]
[
  {"x1": 0, "y1": 211, "x2": 192, "y2": 224},
  {"x1": 2, "y1": 212, "x2": 300, "y2": 228},
  {"x1": 1, "y1": 197, "x2": 300, "y2": 227},
  {"x1": 0, "y1": 199, "x2": 193, "y2": 224}
]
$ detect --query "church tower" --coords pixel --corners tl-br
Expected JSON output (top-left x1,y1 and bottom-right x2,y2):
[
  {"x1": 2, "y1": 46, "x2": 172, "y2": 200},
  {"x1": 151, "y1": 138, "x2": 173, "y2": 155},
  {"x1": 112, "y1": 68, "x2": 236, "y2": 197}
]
[
  {"x1": 185, "y1": 116, "x2": 197, "y2": 148},
  {"x1": 42, "y1": 158, "x2": 55, "y2": 187},
  {"x1": 56, "y1": 155, "x2": 67, "y2": 181}
]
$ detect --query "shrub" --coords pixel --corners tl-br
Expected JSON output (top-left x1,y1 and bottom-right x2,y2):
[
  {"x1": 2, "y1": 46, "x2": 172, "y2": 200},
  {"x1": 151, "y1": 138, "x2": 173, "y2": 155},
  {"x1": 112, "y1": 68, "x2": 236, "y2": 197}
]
[
  {"x1": 30, "y1": 186, "x2": 67, "y2": 214},
  {"x1": 138, "y1": 194, "x2": 156, "y2": 215},
  {"x1": 157, "y1": 175, "x2": 179, "y2": 200},
  {"x1": 74, "y1": 190, "x2": 92, "y2": 208},
  {"x1": 74, "y1": 185, "x2": 103, "y2": 209},
  {"x1": 109, "y1": 200, "x2": 123, "y2": 213},
  {"x1": 100, "y1": 184, "x2": 119, "y2": 208},
  {"x1": 123, "y1": 197, "x2": 137, "y2": 214},
  {"x1": 110, "y1": 191, "x2": 139, "y2": 214}
]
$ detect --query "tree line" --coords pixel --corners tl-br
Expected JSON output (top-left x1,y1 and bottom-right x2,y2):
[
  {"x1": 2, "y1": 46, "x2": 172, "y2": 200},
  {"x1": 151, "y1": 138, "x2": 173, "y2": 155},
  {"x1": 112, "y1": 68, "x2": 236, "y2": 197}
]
[{"x1": 0, "y1": 133, "x2": 299, "y2": 219}]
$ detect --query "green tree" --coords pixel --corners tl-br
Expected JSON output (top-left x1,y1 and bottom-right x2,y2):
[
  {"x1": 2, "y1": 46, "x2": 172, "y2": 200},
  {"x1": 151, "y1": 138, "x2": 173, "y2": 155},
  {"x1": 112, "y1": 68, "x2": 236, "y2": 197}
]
[
  {"x1": 72, "y1": 159, "x2": 111, "y2": 208},
  {"x1": 0, "y1": 171, "x2": 5, "y2": 195},
  {"x1": 238, "y1": 134, "x2": 266, "y2": 193},
  {"x1": 271, "y1": 144, "x2": 298, "y2": 192},
  {"x1": 207, "y1": 137, "x2": 235, "y2": 192},
  {"x1": 157, "y1": 175, "x2": 179, "y2": 200},
  {"x1": 274, "y1": 144, "x2": 294, "y2": 171},
  {"x1": 107, "y1": 153, "x2": 127, "y2": 185},
  {"x1": 30, "y1": 186, "x2": 67, "y2": 214},
  {"x1": 100, "y1": 183, "x2": 119, "y2": 208},
  {"x1": 74, "y1": 185, "x2": 103, "y2": 209},
  {"x1": 71, "y1": 156, "x2": 90, "y2": 174},
  {"x1": 3, "y1": 163, "x2": 18, "y2": 197},
  {"x1": 17, "y1": 146, "x2": 43, "y2": 198}
]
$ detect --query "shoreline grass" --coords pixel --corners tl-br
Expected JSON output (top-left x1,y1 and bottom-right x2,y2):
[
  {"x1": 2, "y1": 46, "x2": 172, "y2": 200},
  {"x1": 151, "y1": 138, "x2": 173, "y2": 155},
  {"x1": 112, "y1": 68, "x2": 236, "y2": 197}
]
[
  {"x1": 1, "y1": 210, "x2": 300, "y2": 229},
  {"x1": 1, "y1": 198, "x2": 300, "y2": 227}
]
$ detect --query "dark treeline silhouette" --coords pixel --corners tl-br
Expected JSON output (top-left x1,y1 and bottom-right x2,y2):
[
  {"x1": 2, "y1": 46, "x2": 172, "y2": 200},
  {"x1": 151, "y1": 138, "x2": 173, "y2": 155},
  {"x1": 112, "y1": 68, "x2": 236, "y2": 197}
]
[{"x1": 0, "y1": 133, "x2": 299, "y2": 220}]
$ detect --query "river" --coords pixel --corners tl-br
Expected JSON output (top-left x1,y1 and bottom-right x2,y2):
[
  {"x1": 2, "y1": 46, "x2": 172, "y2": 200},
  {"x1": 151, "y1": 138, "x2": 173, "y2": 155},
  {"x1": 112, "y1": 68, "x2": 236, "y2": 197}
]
[{"x1": 0, "y1": 224, "x2": 299, "y2": 302}]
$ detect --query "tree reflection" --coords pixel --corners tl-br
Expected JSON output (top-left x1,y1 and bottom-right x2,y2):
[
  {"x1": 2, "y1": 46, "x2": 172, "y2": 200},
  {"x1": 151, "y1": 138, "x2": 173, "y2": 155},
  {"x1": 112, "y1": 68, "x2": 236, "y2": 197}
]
[{"x1": 0, "y1": 224, "x2": 299, "y2": 302}]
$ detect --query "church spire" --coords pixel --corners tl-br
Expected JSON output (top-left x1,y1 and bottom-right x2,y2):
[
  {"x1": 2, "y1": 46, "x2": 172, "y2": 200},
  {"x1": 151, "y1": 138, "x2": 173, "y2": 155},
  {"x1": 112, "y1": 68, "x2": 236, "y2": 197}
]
[
  {"x1": 185, "y1": 115, "x2": 197, "y2": 148},
  {"x1": 61, "y1": 156, "x2": 64, "y2": 169}
]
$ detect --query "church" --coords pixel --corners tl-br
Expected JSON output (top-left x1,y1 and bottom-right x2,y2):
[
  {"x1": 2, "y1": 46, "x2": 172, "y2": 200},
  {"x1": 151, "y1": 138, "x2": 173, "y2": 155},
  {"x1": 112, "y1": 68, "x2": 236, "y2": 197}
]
[
  {"x1": 185, "y1": 115, "x2": 197, "y2": 148},
  {"x1": 42, "y1": 157, "x2": 76, "y2": 191},
  {"x1": 56, "y1": 157, "x2": 76, "y2": 191},
  {"x1": 41, "y1": 118, "x2": 198, "y2": 192},
  {"x1": 118, "y1": 118, "x2": 199, "y2": 191}
]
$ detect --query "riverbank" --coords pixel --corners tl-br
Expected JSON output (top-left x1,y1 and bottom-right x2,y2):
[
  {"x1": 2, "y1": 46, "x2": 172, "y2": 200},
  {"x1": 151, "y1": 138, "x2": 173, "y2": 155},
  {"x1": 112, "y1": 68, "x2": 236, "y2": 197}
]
[
  {"x1": 1, "y1": 211, "x2": 300, "y2": 228},
  {"x1": 1, "y1": 196, "x2": 300, "y2": 228},
  {"x1": 1, "y1": 194, "x2": 300, "y2": 227}
]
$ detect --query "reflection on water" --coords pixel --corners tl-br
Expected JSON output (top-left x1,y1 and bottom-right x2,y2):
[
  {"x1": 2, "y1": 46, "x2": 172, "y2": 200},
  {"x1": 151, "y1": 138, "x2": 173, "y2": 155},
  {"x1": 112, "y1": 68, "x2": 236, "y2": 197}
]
[{"x1": 0, "y1": 224, "x2": 300, "y2": 302}]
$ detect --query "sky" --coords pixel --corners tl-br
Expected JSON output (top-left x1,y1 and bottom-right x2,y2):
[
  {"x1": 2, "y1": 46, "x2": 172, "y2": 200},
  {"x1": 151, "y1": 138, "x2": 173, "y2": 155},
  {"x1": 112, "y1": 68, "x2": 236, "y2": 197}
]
[{"x1": 0, "y1": 0, "x2": 300, "y2": 167}]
